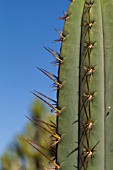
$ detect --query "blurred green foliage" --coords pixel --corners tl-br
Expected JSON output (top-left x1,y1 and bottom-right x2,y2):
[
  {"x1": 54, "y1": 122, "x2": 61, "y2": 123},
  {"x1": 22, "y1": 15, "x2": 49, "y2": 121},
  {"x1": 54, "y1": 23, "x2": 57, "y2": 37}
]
[{"x1": 0, "y1": 100, "x2": 55, "y2": 170}]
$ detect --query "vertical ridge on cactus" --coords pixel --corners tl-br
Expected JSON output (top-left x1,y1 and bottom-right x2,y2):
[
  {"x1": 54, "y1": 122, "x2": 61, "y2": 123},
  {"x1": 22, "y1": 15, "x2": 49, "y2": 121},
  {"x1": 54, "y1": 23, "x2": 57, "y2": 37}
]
[
  {"x1": 102, "y1": 1, "x2": 113, "y2": 170},
  {"x1": 57, "y1": 1, "x2": 85, "y2": 169}
]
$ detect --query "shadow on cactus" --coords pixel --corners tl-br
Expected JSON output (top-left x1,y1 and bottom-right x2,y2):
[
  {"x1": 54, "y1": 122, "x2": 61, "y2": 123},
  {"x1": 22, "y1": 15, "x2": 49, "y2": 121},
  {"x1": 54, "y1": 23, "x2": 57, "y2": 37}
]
[{"x1": 25, "y1": 0, "x2": 113, "y2": 170}]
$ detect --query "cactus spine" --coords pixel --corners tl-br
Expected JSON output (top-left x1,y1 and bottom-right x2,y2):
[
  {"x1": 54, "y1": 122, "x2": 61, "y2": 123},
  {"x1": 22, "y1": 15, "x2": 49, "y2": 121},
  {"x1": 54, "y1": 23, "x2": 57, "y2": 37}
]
[{"x1": 28, "y1": 0, "x2": 113, "y2": 170}]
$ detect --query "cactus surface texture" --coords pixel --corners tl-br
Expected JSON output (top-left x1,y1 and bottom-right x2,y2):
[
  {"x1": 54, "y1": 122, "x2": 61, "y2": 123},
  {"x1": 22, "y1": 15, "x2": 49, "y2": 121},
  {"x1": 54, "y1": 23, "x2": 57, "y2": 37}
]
[{"x1": 29, "y1": 0, "x2": 113, "y2": 170}]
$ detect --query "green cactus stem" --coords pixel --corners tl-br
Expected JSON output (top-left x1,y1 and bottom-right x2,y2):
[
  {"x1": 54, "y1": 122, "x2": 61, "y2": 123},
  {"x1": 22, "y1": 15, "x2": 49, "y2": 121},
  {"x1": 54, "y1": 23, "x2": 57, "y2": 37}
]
[
  {"x1": 56, "y1": 0, "x2": 113, "y2": 170},
  {"x1": 28, "y1": 0, "x2": 113, "y2": 169}
]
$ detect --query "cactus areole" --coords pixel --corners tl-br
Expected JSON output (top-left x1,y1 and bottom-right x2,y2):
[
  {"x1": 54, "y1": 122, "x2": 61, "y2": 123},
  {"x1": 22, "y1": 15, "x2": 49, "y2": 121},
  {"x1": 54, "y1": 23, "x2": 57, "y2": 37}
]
[{"x1": 30, "y1": 0, "x2": 113, "y2": 170}]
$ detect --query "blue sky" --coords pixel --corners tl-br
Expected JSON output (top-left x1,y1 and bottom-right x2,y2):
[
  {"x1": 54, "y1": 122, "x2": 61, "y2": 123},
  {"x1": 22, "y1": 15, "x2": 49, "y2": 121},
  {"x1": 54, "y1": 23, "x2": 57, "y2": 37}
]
[{"x1": 0, "y1": 0, "x2": 70, "y2": 155}]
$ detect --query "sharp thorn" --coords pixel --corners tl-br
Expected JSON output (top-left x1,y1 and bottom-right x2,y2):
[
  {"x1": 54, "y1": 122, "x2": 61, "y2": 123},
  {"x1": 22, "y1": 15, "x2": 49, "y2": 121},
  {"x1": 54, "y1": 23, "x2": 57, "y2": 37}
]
[
  {"x1": 37, "y1": 67, "x2": 62, "y2": 87},
  {"x1": 34, "y1": 90, "x2": 57, "y2": 103},
  {"x1": 33, "y1": 117, "x2": 56, "y2": 131},
  {"x1": 25, "y1": 116, "x2": 60, "y2": 140},
  {"x1": 58, "y1": 12, "x2": 69, "y2": 21},
  {"x1": 44, "y1": 47, "x2": 63, "y2": 64},
  {"x1": 23, "y1": 137, "x2": 60, "y2": 169},
  {"x1": 31, "y1": 91, "x2": 61, "y2": 114}
]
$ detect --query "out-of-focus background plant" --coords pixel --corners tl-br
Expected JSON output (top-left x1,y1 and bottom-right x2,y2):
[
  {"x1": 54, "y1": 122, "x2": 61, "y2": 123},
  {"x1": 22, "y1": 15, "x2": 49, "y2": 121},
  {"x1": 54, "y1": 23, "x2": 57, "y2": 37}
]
[{"x1": 0, "y1": 100, "x2": 55, "y2": 170}]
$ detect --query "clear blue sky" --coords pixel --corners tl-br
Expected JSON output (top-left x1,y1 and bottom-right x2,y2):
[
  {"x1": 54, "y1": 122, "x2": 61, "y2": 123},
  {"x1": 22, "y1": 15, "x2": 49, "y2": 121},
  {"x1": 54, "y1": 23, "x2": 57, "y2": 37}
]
[{"x1": 0, "y1": 0, "x2": 70, "y2": 155}]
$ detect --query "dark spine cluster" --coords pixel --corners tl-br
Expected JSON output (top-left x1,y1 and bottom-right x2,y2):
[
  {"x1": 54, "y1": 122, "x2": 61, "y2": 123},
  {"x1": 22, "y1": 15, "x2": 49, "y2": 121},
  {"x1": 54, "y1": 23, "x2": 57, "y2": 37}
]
[{"x1": 79, "y1": 1, "x2": 99, "y2": 169}]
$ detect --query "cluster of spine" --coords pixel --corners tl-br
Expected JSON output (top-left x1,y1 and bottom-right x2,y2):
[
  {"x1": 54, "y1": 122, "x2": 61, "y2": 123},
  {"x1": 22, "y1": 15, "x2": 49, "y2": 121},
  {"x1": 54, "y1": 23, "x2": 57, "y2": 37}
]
[
  {"x1": 24, "y1": 18, "x2": 65, "y2": 170},
  {"x1": 28, "y1": 6, "x2": 72, "y2": 170},
  {"x1": 79, "y1": 1, "x2": 99, "y2": 169},
  {"x1": 25, "y1": 58, "x2": 62, "y2": 169}
]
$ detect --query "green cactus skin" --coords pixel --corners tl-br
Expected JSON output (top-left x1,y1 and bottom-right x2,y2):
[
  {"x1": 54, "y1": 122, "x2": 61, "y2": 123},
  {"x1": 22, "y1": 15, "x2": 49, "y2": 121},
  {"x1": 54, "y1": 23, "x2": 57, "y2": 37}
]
[
  {"x1": 102, "y1": 1, "x2": 113, "y2": 170},
  {"x1": 57, "y1": 1, "x2": 84, "y2": 170}
]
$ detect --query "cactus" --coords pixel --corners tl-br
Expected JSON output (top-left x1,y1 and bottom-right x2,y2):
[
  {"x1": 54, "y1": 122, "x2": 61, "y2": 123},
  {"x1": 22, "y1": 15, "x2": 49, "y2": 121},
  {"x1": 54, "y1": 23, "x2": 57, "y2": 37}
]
[{"x1": 27, "y1": 0, "x2": 113, "y2": 170}]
